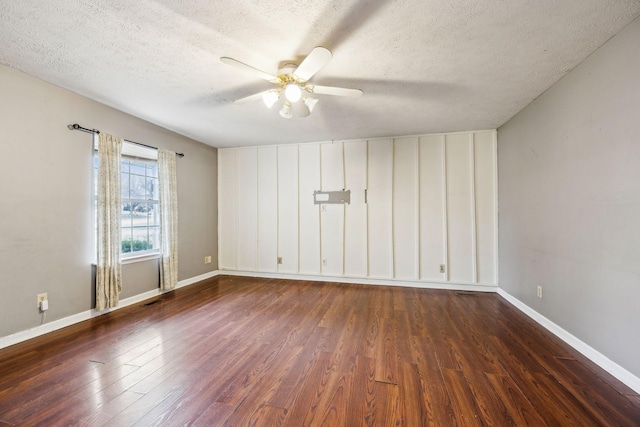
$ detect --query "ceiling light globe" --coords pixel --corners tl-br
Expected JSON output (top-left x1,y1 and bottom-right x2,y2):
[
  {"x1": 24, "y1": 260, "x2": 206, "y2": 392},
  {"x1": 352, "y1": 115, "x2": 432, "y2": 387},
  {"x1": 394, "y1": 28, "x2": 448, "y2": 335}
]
[
  {"x1": 303, "y1": 97, "x2": 319, "y2": 113},
  {"x1": 284, "y1": 84, "x2": 302, "y2": 102},
  {"x1": 279, "y1": 101, "x2": 293, "y2": 119},
  {"x1": 262, "y1": 90, "x2": 280, "y2": 108}
]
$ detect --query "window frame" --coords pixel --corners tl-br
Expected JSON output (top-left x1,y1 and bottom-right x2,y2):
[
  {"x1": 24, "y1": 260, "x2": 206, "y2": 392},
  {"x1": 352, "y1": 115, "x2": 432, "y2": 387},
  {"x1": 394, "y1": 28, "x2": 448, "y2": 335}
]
[{"x1": 93, "y1": 137, "x2": 161, "y2": 262}]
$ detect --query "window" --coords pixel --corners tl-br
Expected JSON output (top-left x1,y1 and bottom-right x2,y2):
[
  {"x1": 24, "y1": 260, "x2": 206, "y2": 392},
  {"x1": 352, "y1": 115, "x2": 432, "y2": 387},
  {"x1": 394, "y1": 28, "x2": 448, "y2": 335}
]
[{"x1": 94, "y1": 140, "x2": 160, "y2": 260}]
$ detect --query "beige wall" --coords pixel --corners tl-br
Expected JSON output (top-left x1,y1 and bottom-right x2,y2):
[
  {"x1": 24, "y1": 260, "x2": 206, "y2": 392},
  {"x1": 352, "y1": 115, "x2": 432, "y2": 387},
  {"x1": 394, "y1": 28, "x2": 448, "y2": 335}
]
[
  {"x1": 498, "y1": 17, "x2": 640, "y2": 378},
  {"x1": 0, "y1": 65, "x2": 218, "y2": 339}
]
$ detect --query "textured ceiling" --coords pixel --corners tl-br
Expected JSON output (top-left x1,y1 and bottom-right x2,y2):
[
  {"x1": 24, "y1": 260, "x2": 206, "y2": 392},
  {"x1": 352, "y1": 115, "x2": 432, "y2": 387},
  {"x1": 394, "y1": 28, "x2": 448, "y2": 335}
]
[{"x1": 1, "y1": 0, "x2": 639, "y2": 148}]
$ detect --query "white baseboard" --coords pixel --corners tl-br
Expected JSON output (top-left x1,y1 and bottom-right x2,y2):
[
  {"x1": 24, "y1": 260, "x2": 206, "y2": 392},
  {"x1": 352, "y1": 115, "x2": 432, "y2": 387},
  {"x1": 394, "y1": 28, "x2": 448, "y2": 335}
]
[
  {"x1": 219, "y1": 269, "x2": 498, "y2": 292},
  {"x1": 0, "y1": 270, "x2": 221, "y2": 351},
  {"x1": 176, "y1": 270, "x2": 220, "y2": 289},
  {"x1": 497, "y1": 288, "x2": 640, "y2": 394}
]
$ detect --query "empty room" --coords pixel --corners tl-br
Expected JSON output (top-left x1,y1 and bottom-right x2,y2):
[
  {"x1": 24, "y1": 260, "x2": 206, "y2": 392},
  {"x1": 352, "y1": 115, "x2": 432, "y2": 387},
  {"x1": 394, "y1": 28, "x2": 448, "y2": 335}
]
[{"x1": 1, "y1": 0, "x2": 639, "y2": 425}]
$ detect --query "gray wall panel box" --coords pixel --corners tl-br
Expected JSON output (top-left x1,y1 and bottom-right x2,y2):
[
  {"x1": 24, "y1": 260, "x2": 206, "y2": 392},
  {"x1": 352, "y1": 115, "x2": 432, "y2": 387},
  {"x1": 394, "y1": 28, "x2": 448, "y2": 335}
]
[{"x1": 313, "y1": 190, "x2": 351, "y2": 204}]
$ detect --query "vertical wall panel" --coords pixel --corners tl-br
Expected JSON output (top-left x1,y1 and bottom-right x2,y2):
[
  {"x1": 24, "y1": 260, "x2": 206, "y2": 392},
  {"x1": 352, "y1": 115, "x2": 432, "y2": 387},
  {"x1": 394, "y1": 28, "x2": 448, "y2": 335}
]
[
  {"x1": 419, "y1": 135, "x2": 447, "y2": 281},
  {"x1": 299, "y1": 144, "x2": 321, "y2": 274},
  {"x1": 446, "y1": 134, "x2": 475, "y2": 282},
  {"x1": 343, "y1": 140, "x2": 368, "y2": 277},
  {"x1": 218, "y1": 130, "x2": 497, "y2": 287},
  {"x1": 257, "y1": 147, "x2": 278, "y2": 272},
  {"x1": 320, "y1": 142, "x2": 345, "y2": 276},
  {"x1": 277, "y1": 145, "x2": 299, "y2": 273},
  {"x1": 393, "y1": 137, "x2": 419, "y2": 280},
  {"x1": 474, "y1": 132, "x2": 497, "y2": 284},
  {"x1": 368, "y1": 139, "x2": 394, "y2": 278},
  {"x1": 236, "y1": 148, "x2": 258, "y2": 270},
  {"x1": 218, "y1": 149, "x2": 237, "y2": 269}
]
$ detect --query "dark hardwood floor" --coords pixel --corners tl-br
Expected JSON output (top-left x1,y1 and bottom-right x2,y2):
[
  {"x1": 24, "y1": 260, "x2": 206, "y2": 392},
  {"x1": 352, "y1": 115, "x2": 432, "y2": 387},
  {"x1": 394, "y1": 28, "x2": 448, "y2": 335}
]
[{"x1": 0, "y1": 276, "x2": 639, "y2": 426}]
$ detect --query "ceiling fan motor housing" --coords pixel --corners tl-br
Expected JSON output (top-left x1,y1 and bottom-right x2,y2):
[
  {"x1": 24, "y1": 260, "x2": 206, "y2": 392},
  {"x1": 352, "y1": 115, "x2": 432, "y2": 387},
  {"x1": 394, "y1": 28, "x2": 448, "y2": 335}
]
[{"x1": 278, "y1": 63, "x2": 299, "y2": 78}]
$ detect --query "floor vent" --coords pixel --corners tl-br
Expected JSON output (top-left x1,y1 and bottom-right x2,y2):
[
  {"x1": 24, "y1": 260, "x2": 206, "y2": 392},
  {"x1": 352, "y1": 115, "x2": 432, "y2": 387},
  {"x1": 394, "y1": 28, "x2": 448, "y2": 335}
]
[
  {"x1": 455, "y1": 291, "x2": 477, "y2": 297},
  {"x1": 143, "y1": 300, "x2": 162, "y2": 307}
]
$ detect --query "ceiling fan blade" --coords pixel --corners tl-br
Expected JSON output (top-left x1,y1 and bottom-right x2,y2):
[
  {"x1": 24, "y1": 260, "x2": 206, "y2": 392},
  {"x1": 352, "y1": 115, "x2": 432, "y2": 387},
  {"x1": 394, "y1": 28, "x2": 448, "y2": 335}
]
[
  {"x1": 220, "y1": 57, "x2": 279, "y2": 83},
  {"x1": 293, "y1": 47, "x2": 332, "y2": 82},
  {"x1": 305, "y1": 85, "x2": 363, "y2": 97},
  {"x1": 234, "y1": 91, "x2": 269, "y2": 105}
]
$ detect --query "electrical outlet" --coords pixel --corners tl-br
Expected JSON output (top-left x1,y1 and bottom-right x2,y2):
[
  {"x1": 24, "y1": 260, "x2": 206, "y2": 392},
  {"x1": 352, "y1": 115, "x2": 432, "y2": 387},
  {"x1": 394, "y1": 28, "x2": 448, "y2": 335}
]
[
  {"x1": 439, "y1": 264, "x2": 446, "y2": 273},
  {"x1": 277, "y1": 257, "x2": 283, "y2": 265},
  {"x1": 537, "y1": 285, "x2": 543, "y2": 299},
  {"x1": 204, "y1": 256, "x2": 212, "y2": 264},
  {"x1": 322, "y1": 258, "x2": 328, "y2": 267},
  {"x1": 37, "y1": 293, "x2": 48, "y2": 307}
]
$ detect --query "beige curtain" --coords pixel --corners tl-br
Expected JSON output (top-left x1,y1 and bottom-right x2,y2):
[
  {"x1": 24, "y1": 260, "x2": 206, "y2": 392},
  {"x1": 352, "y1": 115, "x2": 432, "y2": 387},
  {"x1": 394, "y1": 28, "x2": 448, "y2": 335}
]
[
  {"x1": 158, "y1": 149, "x2": 178, "y2": 290},
  {"x1": 96, "y1": 132, "x2": 123, "y2": 311}
]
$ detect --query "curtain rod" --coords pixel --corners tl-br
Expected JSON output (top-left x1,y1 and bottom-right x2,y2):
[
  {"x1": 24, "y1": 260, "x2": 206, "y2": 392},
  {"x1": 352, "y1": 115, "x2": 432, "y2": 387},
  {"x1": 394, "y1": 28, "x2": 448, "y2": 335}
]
[{"x1": 67, "y1": 123, "x2": 185, "y2": 158}]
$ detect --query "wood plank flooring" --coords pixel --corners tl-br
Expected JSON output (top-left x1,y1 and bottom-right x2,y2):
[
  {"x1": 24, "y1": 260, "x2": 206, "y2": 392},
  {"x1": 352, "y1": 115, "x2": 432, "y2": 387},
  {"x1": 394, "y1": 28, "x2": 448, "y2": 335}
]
[{"x1": 1, "y1": 275, "x2": 639, "y2": 426}]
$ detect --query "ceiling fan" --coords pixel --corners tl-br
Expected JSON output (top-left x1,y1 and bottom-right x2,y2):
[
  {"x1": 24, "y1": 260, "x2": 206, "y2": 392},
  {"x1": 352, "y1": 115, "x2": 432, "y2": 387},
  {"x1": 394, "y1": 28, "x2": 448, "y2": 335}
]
[{"x1": 221, "y1": 47, "x2": 363, "y2": 119}]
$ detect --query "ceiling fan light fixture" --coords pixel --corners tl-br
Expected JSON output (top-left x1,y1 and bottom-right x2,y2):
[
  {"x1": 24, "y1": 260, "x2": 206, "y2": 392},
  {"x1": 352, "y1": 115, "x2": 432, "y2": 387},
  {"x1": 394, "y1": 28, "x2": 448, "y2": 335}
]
[
  {"x1": 279, "y1": 101, "x2": 293, "y2": 119},
  {"x1": 221, "y1": 47, "x2": 363, "y2": 119},
  {"x1": 284, "y1": 84, "x2": 302, "y2": 102},
  {"x1": 262, "y1": 90, "x2": 280, "y2": 108},
  {"x1": 303, "y1": 96, "x2": 319, "y2": 113}
]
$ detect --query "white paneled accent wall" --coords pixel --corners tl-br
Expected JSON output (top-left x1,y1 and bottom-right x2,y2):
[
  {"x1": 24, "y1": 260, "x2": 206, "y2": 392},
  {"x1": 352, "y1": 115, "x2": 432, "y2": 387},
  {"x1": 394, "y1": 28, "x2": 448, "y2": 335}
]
[
  {"x1": 343, "y1": 140, "x2": 368, "y2": 277},
  {"x1": 393, "y1": 137, "x2": 420, "y2": 280},
  {"x1": 236, "y1": 148, "x2": 258, "y2": 271},
  {"x1": 277, "y1": 145, "x2": 299, "y2": 274},
  {"x1": 367, "y1": 139, "x2": 394, "y2": 279},
  {"x1": 320, "y1": 143, "x2": 345, "y2": 276},
  {"x1": 218, "y1": 131, "x2": 498, "y2": 287},
  {"x1": 298, "y1": 144, "x2": 321, "y2": 275},
  {"x1": 218, "y1": 149, "x2": 237, "y2": 270},
  {"x1": 257, "y1": 147, "x2": 278, "y2": 272}
]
